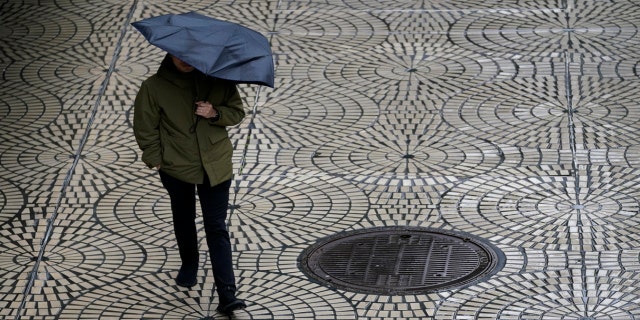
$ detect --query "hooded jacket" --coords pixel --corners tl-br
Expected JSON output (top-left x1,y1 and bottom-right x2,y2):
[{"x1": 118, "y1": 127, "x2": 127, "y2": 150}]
[{"x1": 133, "y1": 55, "x2": 245, "y2": 186}]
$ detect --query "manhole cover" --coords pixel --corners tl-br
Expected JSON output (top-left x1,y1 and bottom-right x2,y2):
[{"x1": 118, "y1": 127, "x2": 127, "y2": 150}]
[{"x1": 299, "y1": 227, "x2": 505, "y2": 295}]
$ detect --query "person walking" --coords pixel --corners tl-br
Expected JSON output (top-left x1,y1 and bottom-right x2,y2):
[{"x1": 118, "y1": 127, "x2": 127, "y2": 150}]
[{"x1": 133, "y1": 53, "x2": 246, "y2": 314}]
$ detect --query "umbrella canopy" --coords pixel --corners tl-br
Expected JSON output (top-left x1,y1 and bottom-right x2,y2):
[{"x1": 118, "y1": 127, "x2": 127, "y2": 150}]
[{"x1": 132, "y1": 12, "x2": 274, "y2": 87}]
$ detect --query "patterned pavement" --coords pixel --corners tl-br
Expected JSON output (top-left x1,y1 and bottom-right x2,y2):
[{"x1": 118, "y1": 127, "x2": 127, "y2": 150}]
[{"x1": 1, "y1": 0, "x2": 640, "y2": 319}]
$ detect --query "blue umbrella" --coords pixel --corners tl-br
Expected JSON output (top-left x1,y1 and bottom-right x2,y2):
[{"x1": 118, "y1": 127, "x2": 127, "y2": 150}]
[{"x1": 132, "y1": 12, "x2": 274, "y2": 87}]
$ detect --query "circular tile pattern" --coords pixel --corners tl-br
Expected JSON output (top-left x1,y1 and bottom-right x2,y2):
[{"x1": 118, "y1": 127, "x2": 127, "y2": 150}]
[
  {"x1": 0, "y1": 3, "x2": 90, "y2": 60},
  {"x1": 441, "y1": 167, "x2": 640, "y2": 250},
  {"x1": 0, "y1": 115, "x2": 88, "y2": 186},
  {"x1": 95, "y1": 178, "x2": 175, "y2": 246},
  {"x1": 300, "y1": 226, "x2": 504, "y2": 295},
  {"x1": 580, "y1": 145, "x2": 640, "y2": 168},
  {"x1": 568, "y1": 79, "x2": 640, "y2": 148},
  {"x1": 331, "y1": 0, "x2": 558, "y2": 10},
  {"x1": 435, "y1": 270, "x2": 640, "y2": 319},
  {"x1": 268, "y1": 5, "x2": 387, "y2": 61},
  {"x1": 0, "y1": 222, "x2": 155, "y2": 313},
  {"x1": 0, "y1": 140, "x2": 72, "y2": 188},
  {"x1": 0, "y1": 221, "x2": 154, "y2": 299},
  {"x1": 229, "y1": 165, "x2": 369, "y2": 250},
  {"x1": 57, "y1": 270, "x2": 357, "y2": 319},
  {"x1": 74, "y1": 126, "x2": 149, "y2": 187},
  {"x1": 441, "y1": 79, "x2": 568, "y2": 148},
  {"x1": 443, "y1": 79, "x2": 640, "y2": 148},
  {"x1": 57, "y1": 272, "x2": 218, "y2": 320},
  {"x1": 449, "y1": 3, "x2": 640, "y2": 58},
  {"x1": 111, "y1": 51, "x2": 159, "y2": 89},
  {"x1": 14, "y1": 56, "x2": 109, "y2": 103},
  {"x1": 0, "y1": 221, "x2": 38, "y2": 282},
  {"x1": 0, "y1": 178, "x2": 25, "y2": 227},
  {"x1": 197, "y1": 2, "x2": 388, "y2": 61},
  {"x1": 0, "y1": 119, "x2": 143, "y2": 206},
  {"x1": 309, "y1": 39, "x2": 504, "y2": 98},
  {"x1": 238, "y1": 80, "x2": 378, "y2": 149},
  {"x1": 98, "y1": 165, "x2": 368, "y2": 251},
  {"x1": 599, "y1": 249, "x2": 640, "y2": 271},
  {"x1": 339, "y1": 0, "x2": 445, "y2": 9},
  {"x1": 450, "y1": 10, "x2": 571, "y2": 58},
  {"x1": 367, "y1": 206, "x2": 442, "y2": 225},
  {"x1": 310, "y1": 114, "x2": 502, "y2": 181},
  {"x1": 0, "y1": 83, "x2": 61, "y2": 137}
]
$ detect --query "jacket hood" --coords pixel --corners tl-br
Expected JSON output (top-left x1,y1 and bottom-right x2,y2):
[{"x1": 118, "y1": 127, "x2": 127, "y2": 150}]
[{"x1": 157, "y1": 54, "x2": 206, "y2": 88}]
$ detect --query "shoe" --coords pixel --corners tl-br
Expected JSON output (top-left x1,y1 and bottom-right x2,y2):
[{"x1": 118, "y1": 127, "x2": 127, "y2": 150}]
[
  {"x1": 216, "y1": 298, "x2": 246, "y2": 314},
  {"x1": 175, "y1": 264, "x2": 197, "y2": 287}
]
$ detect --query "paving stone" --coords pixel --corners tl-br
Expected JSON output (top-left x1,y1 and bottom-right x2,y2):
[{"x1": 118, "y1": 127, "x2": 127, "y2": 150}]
[{"x1": 2, "y1": 0, "x2": 640, "y2": 319}]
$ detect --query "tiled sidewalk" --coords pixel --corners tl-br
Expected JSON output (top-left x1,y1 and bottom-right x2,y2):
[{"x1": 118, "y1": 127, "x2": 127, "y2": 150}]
[{"x1": 1, "y1": 0, "x2": 640, "y2": 319}]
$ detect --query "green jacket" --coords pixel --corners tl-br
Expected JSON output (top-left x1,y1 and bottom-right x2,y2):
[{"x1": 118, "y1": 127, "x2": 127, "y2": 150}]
[{"x1": 133, "y1": 56, "x2": 245, "y2": 186}]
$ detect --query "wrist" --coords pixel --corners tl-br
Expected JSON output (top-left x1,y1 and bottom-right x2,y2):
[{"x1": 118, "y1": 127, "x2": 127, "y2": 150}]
[{"x1": 211, "y1": 108, "x2": 220, "y2": 121}]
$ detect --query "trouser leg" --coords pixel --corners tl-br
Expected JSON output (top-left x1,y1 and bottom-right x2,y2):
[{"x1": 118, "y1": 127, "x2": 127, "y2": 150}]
[
  {"x1": 197, "y1": 178, "x2": 237, "y2": 298},
  {"x1": 159, "y1": 171, "x2": 199, "y2": 266}
]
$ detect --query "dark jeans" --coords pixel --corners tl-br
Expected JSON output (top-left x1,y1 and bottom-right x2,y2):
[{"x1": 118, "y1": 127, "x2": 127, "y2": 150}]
[{"x1": 159, "y1": 171, "x2": 236, "y2": 296}]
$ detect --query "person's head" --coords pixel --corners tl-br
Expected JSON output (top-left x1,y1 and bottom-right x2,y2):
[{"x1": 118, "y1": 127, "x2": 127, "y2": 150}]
[{"x1": 171, "y1": 55, "x2": 195, "y2": 73}]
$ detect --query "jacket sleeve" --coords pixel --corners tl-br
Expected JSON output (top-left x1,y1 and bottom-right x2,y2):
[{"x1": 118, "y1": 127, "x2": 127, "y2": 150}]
[
  {"x1": 133, "y1": 81, "x2": 162, "y2": 168},
  {"x1": 209, "y1": 84, "x2": 246, "y2": 127}
]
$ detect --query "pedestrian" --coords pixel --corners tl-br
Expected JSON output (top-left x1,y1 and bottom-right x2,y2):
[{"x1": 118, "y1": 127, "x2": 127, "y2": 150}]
[{"x1": 133, "y1": 53, "x2": 246, "y2": 314}]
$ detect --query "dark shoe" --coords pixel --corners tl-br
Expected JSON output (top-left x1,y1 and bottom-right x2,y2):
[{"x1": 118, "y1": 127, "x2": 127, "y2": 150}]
[
  {"x1": 216, "y1": 298, "x2": 246, "y2": 314},
  {"x1": 175, "y1": 264, "x2": 197, "y2": 287}
]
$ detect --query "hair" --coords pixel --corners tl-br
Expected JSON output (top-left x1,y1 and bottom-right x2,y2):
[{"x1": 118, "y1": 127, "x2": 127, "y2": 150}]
[{"x1": 161, "y1": 53, "x2": 180, "y2": 73}]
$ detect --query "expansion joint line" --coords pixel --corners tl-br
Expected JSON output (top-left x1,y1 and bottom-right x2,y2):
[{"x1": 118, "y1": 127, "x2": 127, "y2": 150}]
[
  {"x1": 563, "y1": 26, "x2": 590, "y2": 320},
  {"x1": 14, "y1": 1, "x2": 139, "y2": 319},
  {"x1": 230, "y1": 28, "x2": 274, "y2": 217},
  {"x1": 230, "y1": 84, "x2": 262, "y2": 218},
  {"x1": 236, "y1": 86, "x2": 262, "y2": 179}
]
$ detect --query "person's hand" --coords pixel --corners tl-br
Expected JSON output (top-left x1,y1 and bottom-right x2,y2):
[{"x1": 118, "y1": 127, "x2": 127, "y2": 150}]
[{"x1": 195, "y1": 101, "x2": 219, "y2": 119}]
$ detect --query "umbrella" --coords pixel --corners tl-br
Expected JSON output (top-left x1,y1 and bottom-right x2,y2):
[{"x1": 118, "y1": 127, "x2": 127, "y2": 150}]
[{"x1": 132, "y1": 12, "x2": 274, "y2": 87}]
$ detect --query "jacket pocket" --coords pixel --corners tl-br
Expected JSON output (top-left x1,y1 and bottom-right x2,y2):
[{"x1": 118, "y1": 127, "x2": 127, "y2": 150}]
[{"x1": 162, "y1": 136, "x2": 199, "y2": 167}]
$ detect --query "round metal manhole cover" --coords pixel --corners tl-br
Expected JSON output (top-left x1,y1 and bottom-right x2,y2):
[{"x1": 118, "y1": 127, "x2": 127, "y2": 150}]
[{"x1": 299, "y1": 227, "x2": 505, "y2": 295}]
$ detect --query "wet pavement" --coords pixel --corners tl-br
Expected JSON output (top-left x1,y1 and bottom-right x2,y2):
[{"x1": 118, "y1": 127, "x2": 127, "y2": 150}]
[{"x1": 1, "y1": 0, "x2": 640, "y2": 319}]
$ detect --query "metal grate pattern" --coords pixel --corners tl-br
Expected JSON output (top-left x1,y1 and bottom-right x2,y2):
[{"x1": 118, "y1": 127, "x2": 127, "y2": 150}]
[{"x1": 299, "y1": 227, "x2": 505, "y2": 295}]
